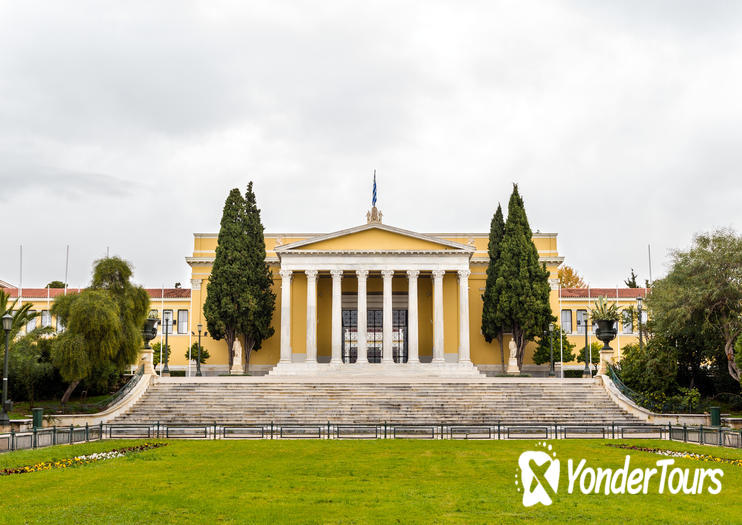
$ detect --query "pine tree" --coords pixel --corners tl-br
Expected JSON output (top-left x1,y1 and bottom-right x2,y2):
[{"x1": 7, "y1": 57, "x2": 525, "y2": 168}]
[
  {"x1": 481, "y1": 203, "x2": 507, "y2": 371},
  {"x1": 492, "y1": 184, "x2": 553, "y2": 368},
  {"x1": 239, "y1": 182, "x2": 276, "y2": 369}
]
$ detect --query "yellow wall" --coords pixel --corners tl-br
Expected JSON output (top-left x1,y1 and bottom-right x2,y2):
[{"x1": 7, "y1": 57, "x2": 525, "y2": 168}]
[{"x1": 187, "y1": 227, "x2": 641, "y2": 371}]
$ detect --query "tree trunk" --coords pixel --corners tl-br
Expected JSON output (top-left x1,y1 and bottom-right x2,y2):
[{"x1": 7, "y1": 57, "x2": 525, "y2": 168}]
[
  {"x1": 724, "y1": 338, "x2": 740, "y2": 382},
  {"x1": 514, "y1": 326, "x2": 525, "y2": 370},
  {"x1": 245, "y1": 337, "x2": 255, "y2": 376},
  {"x1": 225, "y1": 331, "x2": 235, "y2": 369},
  {"x1": 61, "y1": 380, "x2": 80, "y2": 405},
  {"x1": 498, "y1": 333, "x2": 505, "y2": 373}
]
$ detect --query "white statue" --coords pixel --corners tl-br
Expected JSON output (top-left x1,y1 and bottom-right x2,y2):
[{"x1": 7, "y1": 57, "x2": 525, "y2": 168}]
[
  {"x1": 230, "y1": 339, "x2": 245, "y2": 375},
  {"x1": 506, "y1": 339, "x2": 520, "y2": 375}
]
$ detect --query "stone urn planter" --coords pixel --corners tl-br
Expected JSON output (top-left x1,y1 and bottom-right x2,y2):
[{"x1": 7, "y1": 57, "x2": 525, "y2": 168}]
[
  {"x1": 142, "y1": 318, "x2": 160, "y2": 349},
  {"x1": 595, "y1": 319, "x2": 617, "y2": 375},
  {"x1": 140, "y1": 317, "x2": 160, "y2": 374}
]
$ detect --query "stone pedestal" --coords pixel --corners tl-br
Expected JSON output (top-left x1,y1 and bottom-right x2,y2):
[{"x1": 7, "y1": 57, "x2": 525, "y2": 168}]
[
  {"x1": 506, "y1": 357, "x2": 520, "y2": 375},
  {"x1": 598, "y1": 349, "x2": 613, "y2": 375},
  {"x1": 141, "y1": 348, "x2": 155, "y2": 375}
]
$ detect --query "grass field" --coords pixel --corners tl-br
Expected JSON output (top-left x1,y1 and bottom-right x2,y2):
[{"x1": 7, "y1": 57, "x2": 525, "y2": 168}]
[{"x1": 1, "y1": 439, "x2": 741, "y2": 524}]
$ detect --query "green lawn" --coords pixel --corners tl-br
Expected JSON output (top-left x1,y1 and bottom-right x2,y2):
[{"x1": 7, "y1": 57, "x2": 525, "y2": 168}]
[{"x1": 1, "y1": 439, "x2": 741, "y2": 524}]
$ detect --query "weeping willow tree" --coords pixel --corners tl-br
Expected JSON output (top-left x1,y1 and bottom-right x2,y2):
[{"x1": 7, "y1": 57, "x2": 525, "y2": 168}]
[{"x1": 51, "y1": 257, "x2": 149, "y2": 403}]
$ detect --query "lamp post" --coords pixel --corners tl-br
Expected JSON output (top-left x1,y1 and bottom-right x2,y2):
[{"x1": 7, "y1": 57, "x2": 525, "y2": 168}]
[
  {"x1": 637, "y1": 296, "x2": 644, "y2": 352},
  {"x1": 162, "y1": 314, "x2": 170, "y2": 377},
  {"x1": 583, "y1": 313, "x2": 591, "y2": 378},
  {"x1": 1, "y1": 313, "x2": 13, "y2": 426},
  {"x1": 548, "y1": 323, "x2": 555, "y2": 377},
  {"x1": 196, "y1": 323, "x2": 203, "y2": 377}
]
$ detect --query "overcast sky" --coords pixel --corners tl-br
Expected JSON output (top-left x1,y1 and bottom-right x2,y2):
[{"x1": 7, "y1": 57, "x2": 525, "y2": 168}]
[{"x1": 2, "y1": 1, "x2": 741, "y2": 290}]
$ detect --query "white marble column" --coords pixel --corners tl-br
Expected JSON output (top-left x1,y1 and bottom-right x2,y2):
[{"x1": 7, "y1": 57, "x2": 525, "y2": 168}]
[
  {"x1": 279, "y1": 270, "x2": 293, "y2": 363},
  {"x1": 330, "y1": 269, "x2": 343, "y2": 365},
  {"x1": 305, "y1": 270, "x2": 318, "y2": 364},
  {"x1": 457, "y1": 269, "x2": 471, "y2": 364},
  {"x1": 432, "y1": 270, "x2": 445, "y2": 363},
  {"x1": 406, "y1": 270, "x2": 420, "y2": 364},
  {"x1": 381, "y1": 270, "x2": 394, "y2": 363},
  {"x1": 356, "y1": 269, "x2": 369, "y2": 364}
]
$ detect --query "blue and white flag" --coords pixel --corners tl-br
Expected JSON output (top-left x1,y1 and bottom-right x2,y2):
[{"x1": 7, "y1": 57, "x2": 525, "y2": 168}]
[{"x1": 372, "y1": 170, "x2": 377, "y2": 207}]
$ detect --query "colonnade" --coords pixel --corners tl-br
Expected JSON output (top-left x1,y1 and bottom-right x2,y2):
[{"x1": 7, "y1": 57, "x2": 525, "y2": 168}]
[{"x1": 278, "y1": 268, "x2": 471, "y2": 366}]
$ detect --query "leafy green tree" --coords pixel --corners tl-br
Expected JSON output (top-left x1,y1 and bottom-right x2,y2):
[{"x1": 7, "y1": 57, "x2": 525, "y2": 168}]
[
  {"x1": 186, "y1": 342, "x2": 210, "y2": 364},
  {"x1": 46, "y1": 281, "x2": 66, "y2": 289},
  {"x1": 8, "y1": 327, "x2": 56, "y2": 404},
  {"x1": 491, "y1": 185, "x2": 553, "y2": 367},
  {"x1": 51, "y1": 257, "x2": 149, "y2": 403},
  {"x1": 481, "y1": 203, "x2": 506, "y2": 371},
  {"x1": 648, "y1": 229, "x2": 742, "y2": 383},
  {"x1": 533, "y1": 327, "x2": 575, "y2": 365},
  {"x1": 624, "y1": 269, "x2": 639, "y2": 288},
  {"x1": 204, "y1": 183, "x2": 276, "y2": 371}
]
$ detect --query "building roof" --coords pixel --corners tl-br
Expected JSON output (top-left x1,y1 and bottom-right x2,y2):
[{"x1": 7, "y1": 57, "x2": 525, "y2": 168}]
[
  {"x1": 3, "y1": 287, "x2": 191, "y2": 299},
  {"x1": 560, "y1": 287, "x2": 649, "y2": 299}
]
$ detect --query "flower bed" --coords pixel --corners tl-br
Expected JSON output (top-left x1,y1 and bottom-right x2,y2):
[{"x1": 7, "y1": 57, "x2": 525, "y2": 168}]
[
  {"x1": 606, "y1": 443, "x2": 742, "y2": 467},
  {"x1": 0, "y1": 442, "x2": 167, "y2": 476}
]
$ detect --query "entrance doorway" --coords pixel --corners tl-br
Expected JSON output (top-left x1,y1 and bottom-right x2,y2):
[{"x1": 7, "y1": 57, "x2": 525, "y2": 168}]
[{"x1": 342, "y1": 309, "x2": 408, "y2": 363}]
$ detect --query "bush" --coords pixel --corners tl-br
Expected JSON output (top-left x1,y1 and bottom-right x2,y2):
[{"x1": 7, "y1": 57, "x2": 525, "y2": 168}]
[
  {"x1": 186, "y1": 342, "x2": 210, "y2": 364},
  {"x1": 617, "y1": 341, "x2": 678, "y2": 395},
  {"x1": 151, "y1": 342, "x2": 171, "y2": 367}
]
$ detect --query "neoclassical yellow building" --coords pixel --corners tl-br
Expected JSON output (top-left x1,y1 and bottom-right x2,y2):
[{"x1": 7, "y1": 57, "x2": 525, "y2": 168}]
[
  {"x1": 4, "y1": 208, "x2": 647, "y2": 376},
  {"x1": 185, "y1": 208, "x2": 645, "y2": 376}
]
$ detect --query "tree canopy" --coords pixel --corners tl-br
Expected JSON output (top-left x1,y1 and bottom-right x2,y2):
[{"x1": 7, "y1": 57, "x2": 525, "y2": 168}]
[{"x1": 648, "y1": 229, "x2": 742, "y2": 383}]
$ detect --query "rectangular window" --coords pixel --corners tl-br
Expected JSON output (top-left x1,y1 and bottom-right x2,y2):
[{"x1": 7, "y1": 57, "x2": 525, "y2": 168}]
[
  {"x1": 57, "y1": 316, "x2": 65, "y2": 332},
  {"x1": 622, "y1": 310, "x2": 633, "y2": 334},
  {"x1": 561, "y1": 310, "x2": 572, "y2": 333},
  {"x1": 41, "y1": 310, "x2": 51, "y2": 328},
  {"x1": 163, "y1": 310, "x2": 173, "y2": 334},
  {"x1": 27, "y1": 311, "x2": 37, "y2": 332},
  {"x1": 576, "y1": 310, "x2": 588, "y2": 334},
  {"x1": 177, "y1": 310, "x2": 188, "y2": 334}
]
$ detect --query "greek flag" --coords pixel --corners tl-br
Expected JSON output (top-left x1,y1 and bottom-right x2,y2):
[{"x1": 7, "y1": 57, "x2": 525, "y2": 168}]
[{"x1": 372, "y1": 170, "x2": 377, "y2": 207}]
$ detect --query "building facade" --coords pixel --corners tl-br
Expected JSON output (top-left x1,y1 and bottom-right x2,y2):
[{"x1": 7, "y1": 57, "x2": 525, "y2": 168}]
[{"x1": 3, "y1": 211, "x2": 647, "y2": 376}]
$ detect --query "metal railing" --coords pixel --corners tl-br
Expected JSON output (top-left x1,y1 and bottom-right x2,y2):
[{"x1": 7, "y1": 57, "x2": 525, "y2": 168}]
[{"x1": 2, "y1": 421, "x2": 741, "y2": 452}]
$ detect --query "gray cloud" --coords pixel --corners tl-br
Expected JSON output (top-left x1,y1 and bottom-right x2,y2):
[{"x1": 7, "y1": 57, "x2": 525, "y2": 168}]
[{"x1": 1, "y1": 1, "x2": 741, "y2": 289}]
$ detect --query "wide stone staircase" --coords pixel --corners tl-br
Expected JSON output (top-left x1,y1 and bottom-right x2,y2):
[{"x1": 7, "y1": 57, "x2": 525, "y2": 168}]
[{"x1": 111, "y1": 380, "x2": 643, "y2": 425}]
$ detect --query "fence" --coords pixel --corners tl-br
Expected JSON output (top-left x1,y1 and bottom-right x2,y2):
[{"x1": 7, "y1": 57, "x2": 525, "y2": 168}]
[{"x1": 2, "y1": 422, "x2": 741, "y2": 453}]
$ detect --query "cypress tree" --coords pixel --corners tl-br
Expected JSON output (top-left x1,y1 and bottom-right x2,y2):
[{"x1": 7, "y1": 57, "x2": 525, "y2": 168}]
[
  {"x1": 204, "y1": 184, "x2": 276, "y2": 372},
  {"x1": 493, "y1": 184, "x2": 553, "y2": 368},
  {"x1": 481, "y1": 203, "x2": 507, "y2": 371},
  {"x1": 239, "y1": 182, "x2": 276, "y2": 368},
  {"x1": 204, "y1": 189, "x2": 248, "y2": 369}
]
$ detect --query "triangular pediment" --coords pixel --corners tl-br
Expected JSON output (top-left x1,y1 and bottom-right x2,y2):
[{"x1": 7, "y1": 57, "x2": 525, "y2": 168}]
[{"x1": 275, "y1": 223, "x2": 474, "y2": 253}]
